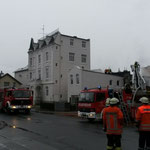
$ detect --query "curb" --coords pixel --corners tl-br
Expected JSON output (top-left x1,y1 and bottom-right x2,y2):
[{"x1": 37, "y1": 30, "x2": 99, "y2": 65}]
[{"x1": 32, "y1": 108, "x2": 78, "y2": 118}]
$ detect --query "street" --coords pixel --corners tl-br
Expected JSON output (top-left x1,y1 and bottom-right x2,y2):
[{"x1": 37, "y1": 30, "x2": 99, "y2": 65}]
[{"x1": 0, "y1": 111, "x2": 139, "y2": 150}]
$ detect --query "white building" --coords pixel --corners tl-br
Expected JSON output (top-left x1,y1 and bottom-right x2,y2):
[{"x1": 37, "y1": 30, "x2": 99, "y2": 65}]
[
  {"x1": 141, "y1": 66, "x2": 150, "y2": 87},
  {"x1": 15, "y1": 30, "x2": 131, "y2": 108},
  {"x1": 14, "y1": 66, "x2": 29, "y2": 88},
  {"x1": 68, "y1": 66, "x2": 124, "y2": 104},
  {"x1": 15, "y1": 30, "x2": 90, "y2": 104}
]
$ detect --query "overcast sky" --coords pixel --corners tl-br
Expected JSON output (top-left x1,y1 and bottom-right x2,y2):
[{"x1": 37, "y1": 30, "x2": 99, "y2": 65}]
[{"x1": 0, "y1": 0, "x2": 150, "y2": 75}]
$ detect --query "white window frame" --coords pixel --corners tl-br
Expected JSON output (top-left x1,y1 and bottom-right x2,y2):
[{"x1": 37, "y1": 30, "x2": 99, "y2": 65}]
[
  {"x1": 46, "y1": 52, "x2": 48, "y2": 61},
  {"x1": 81, "y1": 54, "x2": 87, "y2": 63},
  {"x1": 82, "y1": 41, "x2": 86, "y2": 48},
  {"x1": 69, "y1": 53, "x2": 75, "y2": 61},
  {"x1": 46, "y1": 86, "x2": 49, "y2": 96},
  {"x1": 46, "y1": 67, "x2": 49, "y2": 78}
]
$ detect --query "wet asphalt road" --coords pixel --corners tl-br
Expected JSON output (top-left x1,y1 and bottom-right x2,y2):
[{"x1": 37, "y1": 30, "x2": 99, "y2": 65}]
[{"x1": 0, "y1": 111, "x2": 139, "y2": 150}]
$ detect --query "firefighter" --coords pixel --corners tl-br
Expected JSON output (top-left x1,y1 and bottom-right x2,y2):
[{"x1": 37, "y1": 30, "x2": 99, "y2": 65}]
[
  {"x1": 100, "y1": 98, "x2": 111, "y2": 120},
  {"x1": 136, "y1": 97, "x2": 150, "y2": 150},
  {"x1": 103, "y1": 97, "x2": 123, "y2": 150}
]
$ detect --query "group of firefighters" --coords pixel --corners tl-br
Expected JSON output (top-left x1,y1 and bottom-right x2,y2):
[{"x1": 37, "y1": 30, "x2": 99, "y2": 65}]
[{"x1": 102, "y1": 97, "x2": 150, "y2": 150}]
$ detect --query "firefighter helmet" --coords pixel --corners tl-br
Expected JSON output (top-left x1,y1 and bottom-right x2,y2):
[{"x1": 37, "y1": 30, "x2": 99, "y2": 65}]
[
  {"x1": 105, "y1": 98, "x2": 111, "y2": 106},
  {"x1": 109, "y1": 98, "x2": 119, "y2": 105},
  {"x1": 139, "y1": 97, "x2": 149, "y2": 104}
]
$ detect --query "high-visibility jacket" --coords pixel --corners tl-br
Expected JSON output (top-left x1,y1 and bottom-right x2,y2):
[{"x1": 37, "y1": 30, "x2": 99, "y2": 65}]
[
  {"x1": 103, "y1": 106, "x2": 123, "y2": 135},
  {"x1": 136, "y1": 104, "x2": 150, "y2": 131}
]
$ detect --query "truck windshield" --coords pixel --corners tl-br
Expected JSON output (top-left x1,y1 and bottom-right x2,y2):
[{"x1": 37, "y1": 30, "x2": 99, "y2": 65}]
[
  {"x1": 79, "y1": 92, "x2": 94, "y2": 102},
  {"x1": 13, "y1": 91, "x2": 31, "y2": 98}
]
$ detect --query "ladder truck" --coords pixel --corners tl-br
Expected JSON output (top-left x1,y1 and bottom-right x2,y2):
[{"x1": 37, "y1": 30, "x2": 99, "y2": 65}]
[{"x1": 130, "y1": 61, "x2": 150, "y2": 119}]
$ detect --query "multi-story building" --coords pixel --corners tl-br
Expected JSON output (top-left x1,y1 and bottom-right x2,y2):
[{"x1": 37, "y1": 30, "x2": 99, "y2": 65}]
[{"x1": 22, "y1": 30, "x2": 90, "y2": 104}]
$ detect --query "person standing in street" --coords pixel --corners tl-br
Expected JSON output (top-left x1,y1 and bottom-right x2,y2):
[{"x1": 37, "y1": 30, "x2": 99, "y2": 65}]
[
  {"x1": 136, "y1": 97, "x2": 150, "y2": 150},
  {"x1": 100, "y1": 98, "x2": 111, "y2": 120},
  {"x1": 103, "y1": 97, "x2": 123, "y2": 150}
]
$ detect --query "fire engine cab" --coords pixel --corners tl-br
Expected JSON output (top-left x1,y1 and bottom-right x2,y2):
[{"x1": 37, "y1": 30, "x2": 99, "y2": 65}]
[
  {"x1": 0, "y1": 88, "x2": 33, "y2": 114},
  {"x1": 78, "y1": 86, "x2": 114, "y2": 121}
]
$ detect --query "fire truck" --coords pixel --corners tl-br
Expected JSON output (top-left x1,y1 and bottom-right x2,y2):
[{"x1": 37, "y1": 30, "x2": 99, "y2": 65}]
[
  {"x1": 0, "y1": 88, "x2": 33, "y2": 114},
  {"x1": 130, "y1": 62, "x2": 150, "y2": 118},
  {"x1": 78, "y1": 86, "x2": 132, "y2": 122},
  {"x1": 78, "y1": 62, "x2": 150, "y2": 122}
]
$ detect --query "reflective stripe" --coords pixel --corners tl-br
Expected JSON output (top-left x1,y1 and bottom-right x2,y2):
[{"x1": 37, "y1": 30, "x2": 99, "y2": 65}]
[
  {"x1": 106, "y1": 112, "x2": 119, "y2": 132},
  {"x1": 140, "y1": 124, "x2": 150, "y2": 130},
  {"x1": 141, "y1": 124, "x2": 150, "y2": 126},
  {"x1": 107, "y1": 145, "x2": 113, "y2": 150},
  {"x1": 140, "y1": 127, "x2": 150, "y2": 130}
]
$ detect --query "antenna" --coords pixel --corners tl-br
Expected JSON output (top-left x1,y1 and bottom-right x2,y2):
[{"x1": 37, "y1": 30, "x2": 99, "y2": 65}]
[{"x1": 42, "y1": 25, "x2": 45, "y2": 39}]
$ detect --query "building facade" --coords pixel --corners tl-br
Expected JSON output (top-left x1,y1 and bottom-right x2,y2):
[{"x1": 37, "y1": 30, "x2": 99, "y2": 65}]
[
  {"x1": 68, "y1": 66, "x2": 124, "y2": 104},
  {"x1": 0, "y1": 73, "x2": 22, "y2": 89},
  {"x1": 25, "y1": 30, "x2": 90, "y2": 104}
]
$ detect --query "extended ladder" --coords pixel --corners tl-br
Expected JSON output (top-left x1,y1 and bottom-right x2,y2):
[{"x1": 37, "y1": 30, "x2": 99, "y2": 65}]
[{"x1": 117, "y1": 92, "x2": 131, "y2": 125}]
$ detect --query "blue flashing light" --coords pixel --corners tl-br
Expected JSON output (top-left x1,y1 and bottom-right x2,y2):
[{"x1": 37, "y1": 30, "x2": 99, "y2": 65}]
[
  {"x1": 97, "y1": 85, "x2": 101, "y2": 90},
  {"x1": 84, "y1": 87, "x2": 88, "y2": 90}
]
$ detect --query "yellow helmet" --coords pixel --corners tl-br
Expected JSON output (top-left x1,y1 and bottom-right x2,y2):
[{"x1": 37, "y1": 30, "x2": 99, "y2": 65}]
[
  {"x1": 105, "y1": 98, "x2": 111, "y2": 106},
  {"x1": 139, "y1": 97, "x2": 149, "y2": 104},
  {"x1": 110, "y1": 98, "x2": 119, "y2": 105}
]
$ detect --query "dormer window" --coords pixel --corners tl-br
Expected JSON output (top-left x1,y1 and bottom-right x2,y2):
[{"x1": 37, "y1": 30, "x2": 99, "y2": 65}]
[{"x1": 70, "y1": 39, "x2": 74, "y2": 46}]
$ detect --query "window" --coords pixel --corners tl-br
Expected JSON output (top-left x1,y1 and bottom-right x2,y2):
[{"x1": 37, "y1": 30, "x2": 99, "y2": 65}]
[
  {"x1": 81, "y1": 54, "x2": 87, "y2": 63},
  {"x1": 96, "y1": 93, "x2": 106, "y2": 102},
  {"x1": 38, "y1": 70, "x2": 41, "y2": 79},
  {"x1": 4, "y1": 82, "x2": 9, "y2": 87},
  {"x1": 70, "y1": 39, "x2": 74, "y2": 46},
  {"x1": 69, "y1": 53, "x2": 75, "y2": 61},
  {"x1": 30, "y1": 58, "x2": 32, "y2": 66},
  {"x1": 46, "y1": 67, "x2": 49, "y2": 78},
  {"x1": 46, "y1": 86, "x2": 49, "y2": 96},
  {"x1": 46, "y1": 52, "x2": 48, "y2": 61},
  {"x1": 30, "y1": 72, "x2": 32, "y2": 80},
  {"x1": 13, "y1": 82, "x2": 16, "y2": 88},
  {"x1": 38, "y1": 55, "x2": 41, "y2": 63},
  {"x1": 109, "y1": 80, "x2": 112, "y2": 85},
  {"x1": 117, "y1": 80, "x2": 120, "y2": 86},
  {"x1": 70, "y1": 74, "x2": 73, "y2": 84},
  {"x1": 82, "y1": 41, "x2": 86, "y2": 48},
  {"x1": 76, "y1": 74, "x2": 79, "y2": 84}
]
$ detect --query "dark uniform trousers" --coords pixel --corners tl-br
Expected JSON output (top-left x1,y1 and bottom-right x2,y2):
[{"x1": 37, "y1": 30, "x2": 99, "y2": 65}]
[
  {"x1": 107, "y1": 134, "x2": 121, "y2": 149},
  {"x1": 138, "y1": 131, "x2": 150, "y2": 150}
]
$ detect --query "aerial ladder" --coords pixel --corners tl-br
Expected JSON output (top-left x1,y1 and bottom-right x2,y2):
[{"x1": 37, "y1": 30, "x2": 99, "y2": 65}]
[{"x1": 131, "y1": 61, "x2": 146, "y2": 105}]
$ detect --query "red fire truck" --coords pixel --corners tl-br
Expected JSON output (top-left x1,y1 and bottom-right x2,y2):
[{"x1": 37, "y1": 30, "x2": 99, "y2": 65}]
[
  {"x1": 78, "y1": 86, "x2": 132, "y2": 121},
  {"x1": 78, "y1": 62, "x2": 150, "y2": 122},
  {"x1": 0, "y1": 88, "x2": 33, "y2": 114}
]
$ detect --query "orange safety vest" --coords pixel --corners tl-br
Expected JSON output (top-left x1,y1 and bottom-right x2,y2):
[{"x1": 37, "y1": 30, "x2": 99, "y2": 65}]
[
  {"x1": 136, "y1": 104, "x2": 150, "y2": 131},
  {"x1": 103, "y1": 106, "x2": 123, "y2": 135}
]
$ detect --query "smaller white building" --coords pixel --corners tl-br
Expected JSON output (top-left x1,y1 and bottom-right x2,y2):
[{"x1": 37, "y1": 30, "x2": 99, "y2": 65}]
[
  {"x1": 68, "y1": 66, "x2": 124, "y2": 104},
  {"x1": 14, "y1": 66, "x2": 29, "y2": 88}
]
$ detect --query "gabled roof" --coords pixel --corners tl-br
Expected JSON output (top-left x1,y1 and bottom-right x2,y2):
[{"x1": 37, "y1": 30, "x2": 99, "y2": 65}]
[{"x1": 0, "y1": 73, "x2": 22, "y2": 85}]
